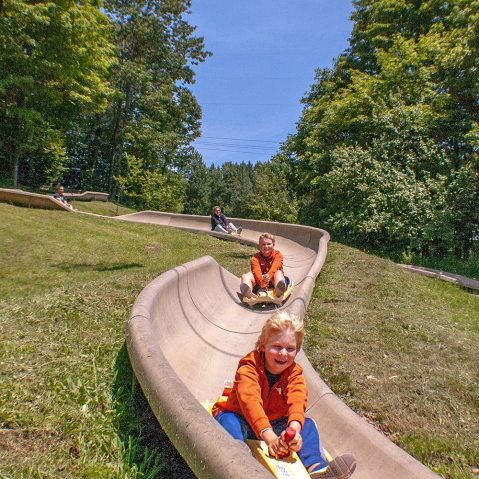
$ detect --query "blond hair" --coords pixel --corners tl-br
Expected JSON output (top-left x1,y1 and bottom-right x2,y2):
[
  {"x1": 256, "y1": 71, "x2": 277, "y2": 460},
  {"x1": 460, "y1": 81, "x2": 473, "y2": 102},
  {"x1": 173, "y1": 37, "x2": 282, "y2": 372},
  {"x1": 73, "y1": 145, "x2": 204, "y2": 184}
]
[
  {"x1": 255, "y1": 311, "x2": 305, "y2": 352},
  {"x1": 259, "y1": 232, "x2": 275, "y2": 246}
]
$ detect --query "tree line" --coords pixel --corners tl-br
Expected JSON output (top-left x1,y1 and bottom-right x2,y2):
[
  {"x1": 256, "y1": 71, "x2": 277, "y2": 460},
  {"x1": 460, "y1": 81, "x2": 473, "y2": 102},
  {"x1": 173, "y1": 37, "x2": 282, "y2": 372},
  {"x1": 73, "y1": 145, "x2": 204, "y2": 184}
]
[
  {"x1": 0, "y1": 0, "x2": 209, "y2": 197},
  {"x1": 1, "y1": 0, "x2": 477, "y2": 260},
  {"x1": 282, "y1": 0, "x2": 479, "y2": 259}
]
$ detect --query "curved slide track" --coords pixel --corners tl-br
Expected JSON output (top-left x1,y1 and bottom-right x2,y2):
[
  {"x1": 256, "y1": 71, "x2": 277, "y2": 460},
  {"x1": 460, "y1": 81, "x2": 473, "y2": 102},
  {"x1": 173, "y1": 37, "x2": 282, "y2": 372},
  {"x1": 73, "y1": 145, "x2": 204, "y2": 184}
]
[
  {"x1": 117, "y1": 211, "x2": 441, "y2": 479},
  {"x1": 0, "y1": 187, "x2": 73, "y2": 211}
]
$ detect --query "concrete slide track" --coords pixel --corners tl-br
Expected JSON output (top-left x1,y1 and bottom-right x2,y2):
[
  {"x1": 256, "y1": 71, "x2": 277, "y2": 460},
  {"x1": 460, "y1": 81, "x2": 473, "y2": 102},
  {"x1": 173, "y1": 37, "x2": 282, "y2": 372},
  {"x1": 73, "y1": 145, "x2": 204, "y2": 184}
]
[
  {"x1": 0, "y1": 188, "x2": 73, "y2": 211},
  {"x1": 117, "y1": 211, "x2": 440, "y2": 479}
]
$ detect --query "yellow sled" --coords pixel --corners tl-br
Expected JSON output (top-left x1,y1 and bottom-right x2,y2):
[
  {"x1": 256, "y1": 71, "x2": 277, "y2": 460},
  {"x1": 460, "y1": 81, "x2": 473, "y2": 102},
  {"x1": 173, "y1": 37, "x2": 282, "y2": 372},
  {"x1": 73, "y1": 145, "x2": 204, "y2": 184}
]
[
  {"x1": 247, "y1": 439, "x2": 311, "y2": 478},
  {"x1": 242, "y1": 279, "x2": 294, "y2": 306}
]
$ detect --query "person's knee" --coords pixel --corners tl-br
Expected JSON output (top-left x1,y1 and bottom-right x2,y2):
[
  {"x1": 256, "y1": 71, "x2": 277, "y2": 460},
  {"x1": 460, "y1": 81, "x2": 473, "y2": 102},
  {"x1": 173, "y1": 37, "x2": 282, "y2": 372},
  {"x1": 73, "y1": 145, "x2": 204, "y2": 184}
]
[
  {"x1": 215, "y1": 412, "x2": 245, "y2": 440},
  {"x1": 273, "y1": 270, "x2": 285, "y2": 286}
]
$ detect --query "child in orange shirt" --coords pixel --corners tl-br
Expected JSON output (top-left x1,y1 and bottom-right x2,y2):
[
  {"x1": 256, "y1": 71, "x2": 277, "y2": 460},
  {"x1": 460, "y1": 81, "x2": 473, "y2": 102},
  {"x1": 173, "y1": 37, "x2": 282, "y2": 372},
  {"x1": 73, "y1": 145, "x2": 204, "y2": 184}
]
[
  {"x1": 212, "y1": 312, "x2": 356, "y2": 479},
  {"x1": 240, "y1": 233, "x2": 288, "y2": 299}
]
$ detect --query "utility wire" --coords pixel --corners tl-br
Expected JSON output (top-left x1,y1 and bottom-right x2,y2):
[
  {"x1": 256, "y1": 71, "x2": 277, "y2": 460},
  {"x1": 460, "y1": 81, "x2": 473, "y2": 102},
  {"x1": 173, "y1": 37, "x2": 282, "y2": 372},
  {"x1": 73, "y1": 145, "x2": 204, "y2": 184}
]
[
  {"x1": 200, "y1": 136, "x2": 281, "y2": 144},
  {"x1": 195, "y1": 147, "x2": 275, "y2": 156},
  {"x1": 196, "y1": 141, "x2": 277, "y2": 151}
]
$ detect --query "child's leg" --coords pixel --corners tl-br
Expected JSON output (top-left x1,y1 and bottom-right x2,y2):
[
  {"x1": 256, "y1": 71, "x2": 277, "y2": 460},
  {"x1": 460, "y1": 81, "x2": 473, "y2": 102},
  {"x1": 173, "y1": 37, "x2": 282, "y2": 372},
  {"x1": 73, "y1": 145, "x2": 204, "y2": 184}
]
[
  {"x1": 273, "y1": 270, "x2": 287, "y2": 296},
  {"x1": 227, "y1": 222, "x2": 238, "y2": 233},
  {"x1": 240, "y1": 272, "x2": 256, "y2": 298},
  {"x1": 214, "y1": 224, "x2": 229, "y2": 234},
  {"x1": 297, "y1": 418, "x2": 329, "y2": 470},
  {"x1": 215, "y1": 411, "x2": 255, "y2": 441}
]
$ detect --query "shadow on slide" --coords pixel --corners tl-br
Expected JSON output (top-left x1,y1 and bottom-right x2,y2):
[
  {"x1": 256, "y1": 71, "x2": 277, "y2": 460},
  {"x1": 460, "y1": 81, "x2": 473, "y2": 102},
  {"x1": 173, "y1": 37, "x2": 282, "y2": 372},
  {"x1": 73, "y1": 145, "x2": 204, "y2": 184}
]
[{"x1": 117, "y1": 211, "x2": 441, "y2": 479}]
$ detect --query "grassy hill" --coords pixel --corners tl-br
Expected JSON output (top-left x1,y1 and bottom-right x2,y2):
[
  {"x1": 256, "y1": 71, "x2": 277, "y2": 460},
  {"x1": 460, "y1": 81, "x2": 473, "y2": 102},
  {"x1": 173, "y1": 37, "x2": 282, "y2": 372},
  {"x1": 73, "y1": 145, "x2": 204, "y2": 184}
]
[{"x1": 0, "y1": 203, "x2": 477, "y2": 479}]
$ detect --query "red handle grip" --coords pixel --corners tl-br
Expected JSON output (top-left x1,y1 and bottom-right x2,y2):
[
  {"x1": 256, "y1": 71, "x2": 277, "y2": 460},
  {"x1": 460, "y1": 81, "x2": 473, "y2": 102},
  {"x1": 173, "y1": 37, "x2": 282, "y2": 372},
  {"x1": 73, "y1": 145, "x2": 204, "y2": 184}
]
[{"x1": 284, "y1": 427, "x2": 296, "y2": 443}]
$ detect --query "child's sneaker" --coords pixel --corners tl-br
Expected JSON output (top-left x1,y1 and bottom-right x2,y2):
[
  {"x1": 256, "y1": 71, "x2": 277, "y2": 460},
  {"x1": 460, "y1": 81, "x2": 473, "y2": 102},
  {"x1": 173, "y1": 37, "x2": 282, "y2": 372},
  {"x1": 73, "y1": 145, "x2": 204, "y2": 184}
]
[
  {"x1": 275, "y1": 279, "x2": 287, "y2": 297},
  {"x1": 309, "y1": 454, "x2": 356, "y2": 479},
  {"x1": 240, "y1": 283, "x2": 256, "y2": 299}
]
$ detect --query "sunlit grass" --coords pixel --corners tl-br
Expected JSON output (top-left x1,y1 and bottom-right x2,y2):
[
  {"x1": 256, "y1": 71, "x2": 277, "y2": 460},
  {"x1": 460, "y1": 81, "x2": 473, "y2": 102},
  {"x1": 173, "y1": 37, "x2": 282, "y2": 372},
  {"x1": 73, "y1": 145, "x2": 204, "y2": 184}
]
[
  {"x1": 304, "y1": 243, "x2": 479, "y2": 479},
  {"x1": 1, "y1": 202, "x2": 478, "y2": 479}
]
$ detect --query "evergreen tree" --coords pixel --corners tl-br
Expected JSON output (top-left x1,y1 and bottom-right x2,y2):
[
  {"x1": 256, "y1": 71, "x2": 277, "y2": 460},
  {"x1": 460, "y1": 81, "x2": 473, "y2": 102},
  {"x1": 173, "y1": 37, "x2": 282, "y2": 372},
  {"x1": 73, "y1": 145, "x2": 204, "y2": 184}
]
[{"x1": 183, "y1": 153, "x2": 211, "y2": 215}]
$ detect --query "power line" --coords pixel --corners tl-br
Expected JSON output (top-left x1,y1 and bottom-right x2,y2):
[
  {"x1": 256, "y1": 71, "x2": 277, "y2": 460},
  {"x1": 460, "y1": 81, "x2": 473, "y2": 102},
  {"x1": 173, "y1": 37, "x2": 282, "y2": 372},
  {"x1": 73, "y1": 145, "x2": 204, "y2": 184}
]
[
  {"x1": 195, "y1": 147, "x2": 275, "y2": 156},
  {"x1": 200, "y1": 136, "x2": 281, "y2": 144},
  {"x1": 196, "y1": 141, "x2": 277, "y2": 151}
]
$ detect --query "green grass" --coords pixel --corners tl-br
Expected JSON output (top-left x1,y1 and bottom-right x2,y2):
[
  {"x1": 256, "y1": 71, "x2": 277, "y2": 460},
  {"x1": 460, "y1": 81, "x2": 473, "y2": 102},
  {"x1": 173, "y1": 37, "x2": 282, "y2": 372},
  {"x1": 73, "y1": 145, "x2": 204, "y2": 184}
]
[
  {"x1": 69, "y1": 200, "x2": 136, "y2": 217},
  {"x1": 0, "y1": 203, "x2": 253, "y2": 478},
  {"x1": 1, "y1": 202, "x2": 478, "y2": 479},
  {"x1": 304, "y1": 244, "x2": 479, "y2": 479}
]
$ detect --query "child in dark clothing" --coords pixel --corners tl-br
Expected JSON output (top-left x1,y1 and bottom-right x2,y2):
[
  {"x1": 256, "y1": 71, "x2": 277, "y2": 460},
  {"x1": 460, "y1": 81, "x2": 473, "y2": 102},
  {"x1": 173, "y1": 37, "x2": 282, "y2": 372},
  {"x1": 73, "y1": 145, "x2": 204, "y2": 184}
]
[{"x1": 210, "y1": 206, "x2": 242, "y2": 234}]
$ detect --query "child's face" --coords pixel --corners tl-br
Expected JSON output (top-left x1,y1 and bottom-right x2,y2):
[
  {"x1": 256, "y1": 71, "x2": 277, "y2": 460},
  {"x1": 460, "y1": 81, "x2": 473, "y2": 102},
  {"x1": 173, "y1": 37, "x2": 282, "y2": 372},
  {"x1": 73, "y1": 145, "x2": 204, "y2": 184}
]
[
  {"x1": 262, "y1": 329, "x2": 297, "y2": 375},
  {"x1": 259, "y1": 238, "x2": 274, "y2": 257}
]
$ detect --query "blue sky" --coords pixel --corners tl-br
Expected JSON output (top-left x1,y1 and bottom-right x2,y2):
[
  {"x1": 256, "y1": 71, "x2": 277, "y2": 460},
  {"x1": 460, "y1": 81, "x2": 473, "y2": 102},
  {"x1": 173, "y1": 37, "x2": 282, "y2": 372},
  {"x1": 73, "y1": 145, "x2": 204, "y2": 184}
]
[{"x1": 187, "y1": 1, "x2": 354, "y2": 167}]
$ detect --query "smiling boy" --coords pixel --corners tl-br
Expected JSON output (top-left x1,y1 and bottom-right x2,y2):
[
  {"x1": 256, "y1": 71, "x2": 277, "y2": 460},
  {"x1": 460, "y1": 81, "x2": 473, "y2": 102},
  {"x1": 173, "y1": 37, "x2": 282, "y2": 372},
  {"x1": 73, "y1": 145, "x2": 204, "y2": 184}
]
[
  {"x1": 212, "y1": 312, "x2": 356, "y2": 479},
  {"x1": 240, "y1": 233, "x2": 287, "y2": 299}
]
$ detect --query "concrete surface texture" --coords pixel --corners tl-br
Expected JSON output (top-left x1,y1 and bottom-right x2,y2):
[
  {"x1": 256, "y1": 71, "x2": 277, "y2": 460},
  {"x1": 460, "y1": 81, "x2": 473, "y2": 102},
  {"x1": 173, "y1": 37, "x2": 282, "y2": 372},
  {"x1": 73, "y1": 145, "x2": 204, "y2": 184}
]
[
  {"x1": 0, "y1": 188, "x2": 73, "y2": 211},
  {"x1": 398, "y1": 264, "x2": 479, "y2": 293},
  {"x1": 63, "y1": 191, "x2": 109, "y2": 201},
  {"x1": 119, "y1": 211, "x2": 441, "y2": 479}
]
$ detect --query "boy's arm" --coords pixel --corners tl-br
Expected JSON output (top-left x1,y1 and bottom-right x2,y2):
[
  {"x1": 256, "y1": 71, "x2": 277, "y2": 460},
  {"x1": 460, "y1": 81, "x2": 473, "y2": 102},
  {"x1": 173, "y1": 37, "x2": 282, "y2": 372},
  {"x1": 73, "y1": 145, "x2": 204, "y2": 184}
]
[
  {"x1": 236, "y1": 363, "x2": 271, "y2": 437},
  {"x1": 250, "y1": 255, "x2": 265, "y2": 287},
  {"x1": 266, "y1": 250, "x2": 283, "y2": 279},
  {"x1": 285, "y1": 367, "x2": 307, "y2": 428}
]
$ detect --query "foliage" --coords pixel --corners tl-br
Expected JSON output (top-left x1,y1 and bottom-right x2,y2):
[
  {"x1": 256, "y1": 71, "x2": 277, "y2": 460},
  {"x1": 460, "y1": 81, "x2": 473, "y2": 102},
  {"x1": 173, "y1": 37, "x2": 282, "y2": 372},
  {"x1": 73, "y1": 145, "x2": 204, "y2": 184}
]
[
  {"x1": 183, "y1": 154, "x2": 212, "y2": 215},
  {"x1": 0, "y1": 0, "x2": 115, "y2": 186},
  {"x1": 76, "y1": 0, "x2": 210, "y2": 196},
  {"x1": 116, "y1": 154, "x2": 186, "y2": 212},
  {"x1": 250, "y1": 155, "x2": 298, "y2": 223},
  {"x1": 286, "y1": 0, "x2": 479, "y2": 258}
]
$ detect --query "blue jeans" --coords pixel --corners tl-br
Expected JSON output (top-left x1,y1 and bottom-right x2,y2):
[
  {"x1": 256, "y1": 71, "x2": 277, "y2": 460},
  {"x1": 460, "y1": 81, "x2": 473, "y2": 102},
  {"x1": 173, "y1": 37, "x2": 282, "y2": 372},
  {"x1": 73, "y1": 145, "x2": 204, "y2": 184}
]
[{"x1": 215, "y1": 411, "x2": 328, "y2": 470}]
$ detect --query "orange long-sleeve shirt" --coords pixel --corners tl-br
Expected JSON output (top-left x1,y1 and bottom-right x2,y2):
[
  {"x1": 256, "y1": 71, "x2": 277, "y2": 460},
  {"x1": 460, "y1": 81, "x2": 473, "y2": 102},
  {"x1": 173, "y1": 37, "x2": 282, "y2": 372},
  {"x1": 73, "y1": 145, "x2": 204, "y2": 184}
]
[
  {"x1": 212, "y1": 350, "x2": 307, "y2": 438},
  {"x1": 251, "y1": 249, "x2": 283, "y2": 288}
]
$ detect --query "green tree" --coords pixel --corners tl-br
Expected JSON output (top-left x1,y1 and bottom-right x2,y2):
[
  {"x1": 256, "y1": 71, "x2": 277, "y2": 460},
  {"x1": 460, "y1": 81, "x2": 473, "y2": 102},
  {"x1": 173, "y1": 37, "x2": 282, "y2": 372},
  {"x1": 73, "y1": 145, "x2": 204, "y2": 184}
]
[
  {"x1": 0, "y1": 0, "x2": 115, "y2": 186},
  {"x1": 287, "y1": 0, "x2": 479, "y2": 258},
  {"x1": 115, "y1": 154, "x2": 185, "y2": 212},
  {"x1": 251, "y1": 156, "x2": 298, "y2": 223},
  {"x1": 89, "y1": 0, "x2": 210, "y2": 196},
  {"x1": 183, "y1": 153, "x2": 211, "y2": 215}
]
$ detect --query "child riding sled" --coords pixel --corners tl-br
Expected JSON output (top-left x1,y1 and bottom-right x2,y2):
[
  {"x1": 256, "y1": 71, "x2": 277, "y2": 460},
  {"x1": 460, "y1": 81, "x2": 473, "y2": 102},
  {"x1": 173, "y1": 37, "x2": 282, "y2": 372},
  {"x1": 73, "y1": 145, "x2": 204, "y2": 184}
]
[
  {"x1": 212, "y1": 312, "x2": 357, "y2": 479},
  {"x1": 240, "y1": 233, "x2": 288, "y2": 300}
]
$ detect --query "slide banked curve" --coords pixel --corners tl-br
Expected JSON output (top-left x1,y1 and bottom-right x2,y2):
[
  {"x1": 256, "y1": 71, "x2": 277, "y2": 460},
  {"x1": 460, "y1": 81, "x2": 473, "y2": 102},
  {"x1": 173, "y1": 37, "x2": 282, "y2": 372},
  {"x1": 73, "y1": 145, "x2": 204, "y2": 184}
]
[
  {"x1": 123, "y1": 211, "x2": 440, "y2": 479},
  {"x1": 0, "y1": 188, "x2": 74, "y2": 211}
]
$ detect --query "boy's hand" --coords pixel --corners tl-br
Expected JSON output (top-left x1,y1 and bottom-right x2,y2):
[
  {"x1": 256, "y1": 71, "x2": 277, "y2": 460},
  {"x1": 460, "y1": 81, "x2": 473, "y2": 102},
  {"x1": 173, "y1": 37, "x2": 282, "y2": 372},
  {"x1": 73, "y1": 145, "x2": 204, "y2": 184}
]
[
  {"x1": 267, "y1": 436, "x2": 290, "y2": 458},
  {"x1": 282, "y1": 428, "x2": 302, "y2": 452},
  {"x1": 262, "y1": 429, "x2": 288, "y2": 458},
  {"x1": 283, "y1": 421, "x2": 303, "y2": 452},
  {"x1": 262, "y1": 273, "x2": 270, "y2": 283}
]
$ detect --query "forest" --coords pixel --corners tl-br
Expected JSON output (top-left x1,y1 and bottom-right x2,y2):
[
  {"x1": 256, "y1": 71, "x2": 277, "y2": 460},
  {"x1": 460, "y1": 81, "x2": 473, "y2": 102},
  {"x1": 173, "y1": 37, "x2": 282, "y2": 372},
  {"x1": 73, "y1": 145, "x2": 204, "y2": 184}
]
[{"x1": 1, "y1": 0, "x2": 478, "y2": 262}]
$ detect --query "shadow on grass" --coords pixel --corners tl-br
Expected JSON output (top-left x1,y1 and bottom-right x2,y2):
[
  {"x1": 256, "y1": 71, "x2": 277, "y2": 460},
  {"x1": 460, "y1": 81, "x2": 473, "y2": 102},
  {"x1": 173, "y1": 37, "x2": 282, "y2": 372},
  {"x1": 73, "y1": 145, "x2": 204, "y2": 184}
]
[
  {"x1": 52, "y1": 262, "x2": 143, "y2": 272},
  {"x1": 113, "y1": 343, "x2": 196, "y2": 479}
]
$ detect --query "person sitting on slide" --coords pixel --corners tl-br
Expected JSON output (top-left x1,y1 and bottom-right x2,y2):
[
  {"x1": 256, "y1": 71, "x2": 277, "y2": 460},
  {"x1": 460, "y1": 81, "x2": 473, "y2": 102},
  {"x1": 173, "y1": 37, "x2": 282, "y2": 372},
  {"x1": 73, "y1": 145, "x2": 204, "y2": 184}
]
[
  {"x1": 240, "y1": 232, "x2": 287, "y2": 299},
  {"x1": 212, "y1": 312, "x2": 357, "y2": 479},
  {"x1": 211, "y1": 206, "x2": 242, "y2": 234},
  {"x1": 52, "y1": 184, "x2": 73, "y2": 209}
]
